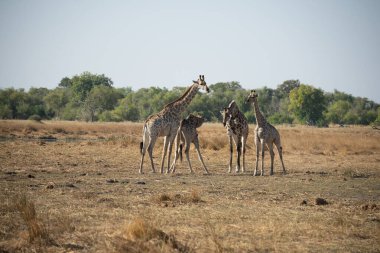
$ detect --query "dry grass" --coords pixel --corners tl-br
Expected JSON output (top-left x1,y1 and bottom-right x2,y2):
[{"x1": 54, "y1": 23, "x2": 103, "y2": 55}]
[
  {"x1": 0, "y1": 120, "x2": 379, "y2": 252},
  {"x1": 105, "y1": 217, "x2": 191, "y2": 253},
  {"x1": 15, "y1": 195, "x2": 50, "y2": 244}
]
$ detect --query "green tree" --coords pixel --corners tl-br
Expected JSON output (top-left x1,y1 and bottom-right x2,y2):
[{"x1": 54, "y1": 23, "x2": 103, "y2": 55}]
[
  {"x1": 58, "y1": 77, "x2": 72, "y2": 88},
  {"x1": 44, "y1": 88, "x2": 70, "y2": 119},
  {"x1": 289, "y1": 84, "x2": 327, "y2": 125},
  {"x1": 70, "y1": 72, "x2": 113, "y2": 102},
  {"x1": 81, "y1": 86, "x2": 124, "y2": 121},
  {"x1": 325, "y1": 100, "x2": 351, "y2": 124},
  {"x1": 276, "y1": 79, "x2": 300, "y2": 98}
]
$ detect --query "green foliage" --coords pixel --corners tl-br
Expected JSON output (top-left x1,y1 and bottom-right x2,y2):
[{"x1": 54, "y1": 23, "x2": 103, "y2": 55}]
[
  {"x1": 325, "y1": 100, "x2": 351, "y2": 124},
  {"x1": 0, "y1": 75, "x2": 378, "y2": 126},
  {"x1": 69, "y1": 71, "x2": 113, "y2": 102},
  {"x1": 268, "y1": 112, "x2": 294, "y2": 125},
  {"x1": 289, "y1": 84, "x2": 327, "y2": 125}
]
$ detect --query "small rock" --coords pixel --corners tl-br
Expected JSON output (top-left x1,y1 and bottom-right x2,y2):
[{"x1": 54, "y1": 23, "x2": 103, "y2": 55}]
[
  {"x1": 106, "y1": 179, "x2": 118, "y2": 183},
  {"x1": 315, "y1": 198, "x2": 329, "y2": 205},
  {"x1": 65, "y1": 183, "x2": 76, "y2": 188},
  {"x1": 97, "y1": 172, "x2": 102, "y2": 175},
  {"x1": 136, "y1": 181, "x2": 146, "y2": 185},
  {"x1": 79, "y1": 173, "x2": 87, "y2": 176},
  {"x1": 121, "y1": 180, "x2": 129, "y2": 184},
  {"x1": 27, "y1": 174, "x2": 35, "y2": 178},
  {"x1": 46, "y1": 182, "x2": 55, "y2": 189},
  {"x1": 300, "y1": 200, "x2": 308, "y2": 205}
]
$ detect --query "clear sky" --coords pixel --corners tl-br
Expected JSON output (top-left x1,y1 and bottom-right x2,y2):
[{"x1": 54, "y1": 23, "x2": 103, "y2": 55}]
[{"x1": 1, "y1": 0, "x2": 379, "y2": 102}]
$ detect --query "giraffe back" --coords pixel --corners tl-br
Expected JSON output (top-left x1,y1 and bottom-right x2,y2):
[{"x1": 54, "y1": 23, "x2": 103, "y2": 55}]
[{"x1": 179, "y1": 114, "x2": 204, "y2": 143}]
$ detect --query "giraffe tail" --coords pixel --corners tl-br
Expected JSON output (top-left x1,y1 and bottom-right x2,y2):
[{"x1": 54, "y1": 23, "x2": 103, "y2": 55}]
[
  {"x1": 140, "y1": 141, "x2": 143, "y2": 155},
  {"x1": 140, "y1": 124, "x2": 148, "y2": 155},
  {"x1": 179, "y1": 144, "x2": 183, "y2": 162}
]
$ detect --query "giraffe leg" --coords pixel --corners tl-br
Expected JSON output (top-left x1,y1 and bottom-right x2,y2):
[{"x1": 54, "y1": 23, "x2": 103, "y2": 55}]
[
  {"x1": 194, "y1": 137, "x2": 209, "y2": 174},
  {"x1": 166, "y1": 135, "x2": 175, "y2": 174},
  {"x1": 236, "y1": 138, "x2": 241, "y2": 173},
  {"x1": 275, "y1": 141, "x2": 286, "y2": 175},
  {"x1": 160, "y1": 136, "x2": 169, "y2": 174},
  {"x1": 242, "y1": 135, "x2": 247, "y2": 173},
  {"x1": 228, "y1": 136, "x2": 233, "y2": 173},
  {"x1": 260, "y1": 139, "x2": 265, "y2": 176},
  {"x1": 269, "y1": 142, "x2": 275, "y2": 176},
  {"x1": 184, "y1": 142, "x2": 194, "y2": 173},
  {"x1": 254, "y1": 136, "x2": 260, "y2": 176},
  {"x1": 169, "y1": 132, "x2": 180, "y2": 174}
]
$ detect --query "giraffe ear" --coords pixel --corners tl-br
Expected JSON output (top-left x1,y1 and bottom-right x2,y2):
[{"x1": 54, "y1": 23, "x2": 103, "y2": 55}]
[
  {"x1": 193, "y1": 80, "x2": 197, "y2": 83},
  {"x1": 201, "y1": 75, "x2": 204, "y2": 80}
]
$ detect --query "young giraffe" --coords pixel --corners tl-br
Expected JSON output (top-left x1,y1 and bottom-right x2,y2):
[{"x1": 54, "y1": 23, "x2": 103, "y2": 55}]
[
  {"x1": 220, "y1": 100, "x2": 249, "y2": 173},
  {"x1": 246, "y1": 90, "x2": 286, "y2": 176},
  {"x1": 139, "y1": 75, "x2": 210, "y2": 174},
  {"x1": 169, "y1": 114, "x2": 209, "y2": 174}
]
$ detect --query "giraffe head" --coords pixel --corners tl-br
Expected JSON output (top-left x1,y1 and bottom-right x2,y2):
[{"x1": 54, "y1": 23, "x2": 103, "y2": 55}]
[
  {"x1": 246, "y1": 90, "x2": 258, "y2": 104},
  {"x1": 220, "y1": 107, "x2": 231, "y2": 127},
  {"x1": 187, "y1": 114, "x2": 204, "y2": 128},
  {"x1": 193, "y1": 75, "x2": 210, "y2": 93}
]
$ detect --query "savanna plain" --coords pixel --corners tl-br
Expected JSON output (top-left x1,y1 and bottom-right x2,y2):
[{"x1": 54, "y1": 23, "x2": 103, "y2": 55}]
[{"x1": 0, "y1": 120, "x2": 379, "y2": 253}]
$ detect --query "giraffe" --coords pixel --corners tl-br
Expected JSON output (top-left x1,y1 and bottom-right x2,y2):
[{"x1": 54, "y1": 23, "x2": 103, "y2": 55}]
[
  {"x1": 220, "y1": 100, "x2": 249, "y2": 173},
  {"x1": 169, "y1": 114, "x2": 209, "y2": 174},
  {"x1": 139, "y1": 75, "x2": 210, "y2": 174},
  {"x1": 246, "y1": 90, "x2": 286, "y2": 176}
]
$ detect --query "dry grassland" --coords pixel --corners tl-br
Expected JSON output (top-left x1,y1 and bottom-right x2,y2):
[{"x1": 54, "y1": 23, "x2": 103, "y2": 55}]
[{"x1": 0, "y1": 120, "x2": 379, "y2": 252}]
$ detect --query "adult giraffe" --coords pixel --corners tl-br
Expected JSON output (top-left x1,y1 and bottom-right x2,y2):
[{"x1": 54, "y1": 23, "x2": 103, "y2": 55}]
[{"x1": 139, "y1": 75, "x2": 210, "y2": 174}]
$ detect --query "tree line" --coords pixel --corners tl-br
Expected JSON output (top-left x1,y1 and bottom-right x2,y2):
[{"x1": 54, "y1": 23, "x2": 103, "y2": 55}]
[{"x1": 0, "y1": 72, "x2": 379, "y2": 126}]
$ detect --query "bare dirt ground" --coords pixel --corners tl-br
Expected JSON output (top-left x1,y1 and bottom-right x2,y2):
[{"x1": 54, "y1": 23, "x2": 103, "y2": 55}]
[{"x1": 0, "y1": 120, "x2": 379, "y2": 252}]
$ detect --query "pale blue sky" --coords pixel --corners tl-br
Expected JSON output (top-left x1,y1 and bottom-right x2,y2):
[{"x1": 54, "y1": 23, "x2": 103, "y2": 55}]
[{"x1": 0, "y1": 0, "x2": 379, "y2": 102}]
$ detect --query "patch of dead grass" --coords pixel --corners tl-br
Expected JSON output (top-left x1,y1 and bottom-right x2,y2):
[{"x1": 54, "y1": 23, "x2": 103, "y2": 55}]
[
  {"x1": 112, "y1": 217, "x2": 191, "y2": 253},
  {"x1": 154, "y1": 189, "x2": 204, "y2": 206}
]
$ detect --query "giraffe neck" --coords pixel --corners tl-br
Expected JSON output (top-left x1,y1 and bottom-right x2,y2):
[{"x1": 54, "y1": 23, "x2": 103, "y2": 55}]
[
  {"x1": 170, "y1": 83, "x2": 199, "y2": 114},
  {"x1": 252, "y1": 98, "x2": 267, "y2": 126}
]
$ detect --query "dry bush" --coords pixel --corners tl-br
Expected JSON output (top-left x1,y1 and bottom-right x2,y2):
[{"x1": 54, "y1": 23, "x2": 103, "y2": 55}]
[
  {"x1": 343, "y1": 168, "x2": 370, "y2": 178},
  {"x1": 23, "y1": 125, "x2": 37, "y2": 133},
  {"x1": 206, "y1": 221, "x2": 224, "y2": 253},
  {"x1": 15, "y1": 195, "x2": 54, "y2": 245},
  {"x1": 51, "y1": 127, "x2": 67, "y2": 134},
  {"x1": 154, "y1": 190, "x2": 203, "y2": 205},
  {"x1": 112, "y1": 217, "x2": 190, "y2": 253},
  {"x1": 189, "y1": 189, "x2": 202, "y2": 203}
]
